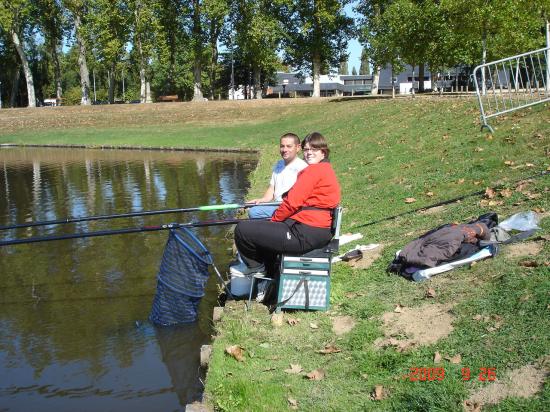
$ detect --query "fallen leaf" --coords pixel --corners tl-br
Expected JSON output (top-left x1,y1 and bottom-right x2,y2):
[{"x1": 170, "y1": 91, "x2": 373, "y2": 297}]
[
  {"x1": 484, "y1": 187, "x2": 496, "y2": 199},
  {"x1": 473, "y1": 180, "x2": 482, "y2": 185},
  {"x1": 404, "y1": 197, "x2": 416, "y2": 203},
  {"x1": 504, "y1": 160, "x2": 515, "y2": 166},
  {"x1": 306, "y1": 368, "x2": 326, "y2": 380},
  {"x1": 464, "y1": 400, "x2": 483, "y2": 412},
  {"x1": 361, "y1": 373, "x2": 369, "y2": 380},
  {"x1": 500, "y1": 188, "x2": 513, "y2": 198},
  {"x1": 373, "y1": 385, "x2": 385, "y2": 401},
  {"x1": 394, "y1": 304, "x2": 404, "y2": 313},
  {"x1": 472, "y1": 314, "x2": 483, "y2": 321},
  {"x1": 426, "y1": 191, "x2": 434, "y2": 197},
  {"x1": 475, "y1": 147, "x2": 484, "y2": 152},
  {"x1": 457, "y1": 178, "x2": 465, "y2": 184},
  {"x1": 375, "y1": 156, "x2": 384, "y2": 160},
  {"x1": 425, "y1": 288, "x2": 436, "y2": 298},
  {"x1": 525, "y1": 163, "x2": 535, "y2": 167},
  {"x1": 309, "y1": 322, "x2": 319, "y2": 329},
  {"x1": 225, "y1": 345, "x2": 245, "y2": 362},
  {"x1": 434, "y1": 352, "x2": 442, "y2": 363},
  {"x1": 284, "y1": 364, "x2": 303, "y2": 374},
  {"x1": 316, "y1": 344, "x2": 341, "y2": 354},
  {"x1": 519, "y1": 260, "x2": 539, "y2": 268},
  {"x1": 271, "y1": 313, "x2": 284, "y2": 327},
  {"x1": 287, "y1": 317, "x2": 300, "y2": 326},
  {"x1": 525, "y1": 192, "x2": 542, "y2": 199},
  {"x1": 288, "y1": 398, "x2": 298, "y2": 410}
]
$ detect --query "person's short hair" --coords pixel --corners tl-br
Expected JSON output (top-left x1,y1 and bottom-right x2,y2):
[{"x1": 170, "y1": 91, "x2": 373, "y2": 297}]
[
  {"x1": 302, "y1": 132, "x2": 330, "y2": 159},
  {"x1": 280, "y1": 132, "x2": 300, "y2": 146}
]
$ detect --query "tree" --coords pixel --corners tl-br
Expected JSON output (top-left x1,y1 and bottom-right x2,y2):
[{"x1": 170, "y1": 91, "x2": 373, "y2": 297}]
[
  {"x1": 338, "y1": 59, "x2": 348, "y2": 75},
  {"x1": 35, "y1": 0, "x2": 66, "y2": 102},
  {"x1": 356, "y1": 0, "x2": 396, "y2": 94},
  {"x1": 359, "y1": 47, "x2": 370, "y2": 75},
  {"x1": 128, "y1": 0, "x2": 160, "y2": 103},
  {"x1": 0, "y1": 0, "x2": 37, "y2": 107},
  {"x1": 283, "y1": 0, "x2": 354, "y2": 97},
  {"x1": 63, "y1": 0, "x2": 92, "y2": 105},
  {"x1": 204, "y1": 0, "x2": 229, "y2": 99},
  {"x1": 351, "y1": 66, "x2": 357, "y2": 75},
  {"x1": 232, "y1": 0, "x2": 284, "y2": 99},
  {"x1": 88, "y1": 0, "x2": 130, "y2": 103},
  {"x1": 190, "y1": 0, "x2": 205, "y2": 100}
]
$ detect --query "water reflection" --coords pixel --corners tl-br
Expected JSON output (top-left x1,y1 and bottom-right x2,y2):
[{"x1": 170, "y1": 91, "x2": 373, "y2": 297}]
[{"x1": 0, "y1": 147, "x2": 257, "y2": 411}]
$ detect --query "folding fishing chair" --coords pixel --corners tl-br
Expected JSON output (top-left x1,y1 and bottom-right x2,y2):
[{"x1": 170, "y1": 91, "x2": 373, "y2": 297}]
[{"x1": 274, "y1": 207, "x2": 343, "y2": 312}]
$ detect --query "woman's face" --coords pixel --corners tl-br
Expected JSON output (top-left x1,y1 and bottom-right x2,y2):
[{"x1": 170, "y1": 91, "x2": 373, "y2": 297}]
[{"x1": 303, "y1": 144, "x2": 325, "y2": 164}]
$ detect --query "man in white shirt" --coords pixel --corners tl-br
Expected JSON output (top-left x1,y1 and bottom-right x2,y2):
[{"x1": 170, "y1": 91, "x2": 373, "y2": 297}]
[{"x1": 248, "y1": 132, "x2": 308, "y2": 218}]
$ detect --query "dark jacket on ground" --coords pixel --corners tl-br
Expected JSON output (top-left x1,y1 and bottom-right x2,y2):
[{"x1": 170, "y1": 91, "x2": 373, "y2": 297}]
[{"x1": 399, "y1": 223, "x2": 490, "y2": 268}]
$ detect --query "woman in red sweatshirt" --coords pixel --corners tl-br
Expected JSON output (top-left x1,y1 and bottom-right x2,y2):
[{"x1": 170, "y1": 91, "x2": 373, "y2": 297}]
[{"x1": 234, "y1": 132, "x2": 341, "y2": 274}]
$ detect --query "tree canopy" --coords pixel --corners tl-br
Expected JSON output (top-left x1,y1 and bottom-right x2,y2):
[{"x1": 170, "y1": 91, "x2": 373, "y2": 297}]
[{"x1": 0, "y1": 0, "x2": 547, "y2": 106}]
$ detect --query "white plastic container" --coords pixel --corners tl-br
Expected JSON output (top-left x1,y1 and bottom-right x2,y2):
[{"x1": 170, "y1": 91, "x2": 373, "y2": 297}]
[{"x1": 229, "y1": 269, "x2": 253, "y2": 296}]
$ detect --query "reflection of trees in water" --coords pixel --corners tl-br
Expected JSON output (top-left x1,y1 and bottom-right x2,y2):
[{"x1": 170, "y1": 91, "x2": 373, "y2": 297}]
[
  {"x1": 154, "y1": 323, "x2": 209, "y2": 406},
  {"x1": 0, "y1": 147, "x2": 257, "y2": 399}
]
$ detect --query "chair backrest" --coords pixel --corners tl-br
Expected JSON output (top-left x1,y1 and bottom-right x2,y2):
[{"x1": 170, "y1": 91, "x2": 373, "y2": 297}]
[{"x1": 331, "y1": 206, "x2": 343, "y2": 240}]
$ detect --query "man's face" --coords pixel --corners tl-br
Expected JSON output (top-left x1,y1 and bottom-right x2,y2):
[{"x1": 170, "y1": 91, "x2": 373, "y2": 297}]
[{"x1": 279, "y1": 137, "x2": 300, "y2": 164}]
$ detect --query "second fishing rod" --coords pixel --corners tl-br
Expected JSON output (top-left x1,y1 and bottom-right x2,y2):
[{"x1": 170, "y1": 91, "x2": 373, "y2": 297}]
[{"x1": 0, "y1": 201, "x2": 281, "y2": 231}]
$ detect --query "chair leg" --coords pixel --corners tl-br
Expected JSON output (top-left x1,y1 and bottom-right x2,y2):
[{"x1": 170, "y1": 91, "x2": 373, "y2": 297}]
[{"x1": 246, "y1": 276, "x2": 255, "y2": 311}]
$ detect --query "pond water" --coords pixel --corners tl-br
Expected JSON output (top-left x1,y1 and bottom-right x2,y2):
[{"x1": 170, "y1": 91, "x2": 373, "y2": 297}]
[{"x1": 0, "y1": 146, "x2": 257, "y2": 411}]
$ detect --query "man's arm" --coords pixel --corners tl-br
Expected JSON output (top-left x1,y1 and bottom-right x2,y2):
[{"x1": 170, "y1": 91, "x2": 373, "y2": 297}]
[{"x1": 248, "y1": 185, "x2": 275, "y2": 204}]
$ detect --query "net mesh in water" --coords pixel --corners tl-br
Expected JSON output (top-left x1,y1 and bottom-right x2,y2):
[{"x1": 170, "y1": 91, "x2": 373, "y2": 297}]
[{"x1": 149, "y1": 227, "x2": 213, "y2": 326}]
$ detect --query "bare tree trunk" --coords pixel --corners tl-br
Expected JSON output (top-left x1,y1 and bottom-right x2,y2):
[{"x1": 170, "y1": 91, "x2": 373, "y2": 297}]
[
  {"x1": 139, "y1": 67, "x2": 146, "y2": 103},
  {"x1": 146, "y1": 81, "x2": 152, "y2": 103},
  {"x1": 74, "y1": 13, "x2": 91, "y2": 105},
  {"x1": 209, "y1": 20, "x2": 219, "y2": 100},
  {"x1": 134, "y1": 21, "x2": 149, "y2": 104},
  {"x1": 192, "y1": 0, "x2": 203, "y2": 101},
  {"x1": 11, "y1": 30, "x2": 36, "y2": 108},
  {"x1": 371, "y1": 65, "x2": 380, "y2": 95},
  {"x1": 418, "y1": 63, "x2": 425, "y2": 93},
  {"x1": 49, "y1": 37, "x2": 62, "y2": 101},
  {"x1": 10, "y1": 65, "x2": 21, "y2": 108},
  {"x1": 391, "y1": 65, "x2": 395, "y2": 98},
  {"x1": 253, "y1": 66, "x2": 262, "y2": 99},
  {"x1": 108, "y1": 62, "x2": 115, "y2": 103},
  {"x1": 312, "y1": 52, "x2": 321, "y2": 98},
  {"x1": 411, "y1": 65, "x2": 416, "y2": 97}
]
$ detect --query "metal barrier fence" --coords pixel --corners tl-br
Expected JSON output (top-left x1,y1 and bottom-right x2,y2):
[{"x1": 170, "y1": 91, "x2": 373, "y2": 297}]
[{"x1": 473, "y1": 47, "x2": 549, "y2": 133}]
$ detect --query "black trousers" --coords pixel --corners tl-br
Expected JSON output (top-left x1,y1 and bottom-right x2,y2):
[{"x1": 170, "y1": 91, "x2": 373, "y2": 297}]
[{"x1": 234, "y1": 219, "x2": 333, "y2": 269}]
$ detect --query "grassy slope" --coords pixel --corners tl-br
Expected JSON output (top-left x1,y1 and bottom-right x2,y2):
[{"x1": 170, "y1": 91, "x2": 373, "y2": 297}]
[
  {"x1": 203, "y1": 99, "x2": 550, "y2": 412},
  {"x1": 2, "y1": 98, "x2": 549, "y2": 411}
]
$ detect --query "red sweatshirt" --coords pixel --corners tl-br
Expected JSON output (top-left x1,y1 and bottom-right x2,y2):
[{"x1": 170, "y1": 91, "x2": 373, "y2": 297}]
[{"x1": 272, "y1": 161, "x2": 341, "y2": 228}]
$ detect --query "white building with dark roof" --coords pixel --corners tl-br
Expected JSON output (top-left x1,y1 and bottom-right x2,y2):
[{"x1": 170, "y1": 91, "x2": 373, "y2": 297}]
[{"x1": 265, "y1": 72, "x2": 373, "y2": 97}]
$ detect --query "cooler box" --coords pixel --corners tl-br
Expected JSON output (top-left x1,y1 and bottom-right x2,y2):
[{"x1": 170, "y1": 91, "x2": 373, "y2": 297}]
[{"x1": 276, "y1": 253, "x2": 332, "y2": 311}]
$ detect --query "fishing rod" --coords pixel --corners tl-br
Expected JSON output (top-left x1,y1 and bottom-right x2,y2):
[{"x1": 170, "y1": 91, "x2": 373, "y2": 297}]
[
  {"x1": 354, "y1": 169, "x2": 549, "y2": 229},
  {"x1": 0, "y1": 202, "x2": 281, "y2": 231},
  {"x1": 0, "y1": 217, "x2": 262, "y2": 247}
]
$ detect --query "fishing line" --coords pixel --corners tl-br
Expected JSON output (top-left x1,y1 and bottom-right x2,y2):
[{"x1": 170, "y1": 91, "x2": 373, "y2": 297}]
[{"x1": 354, "y1": 170, "x2": 548, "y2": 229}]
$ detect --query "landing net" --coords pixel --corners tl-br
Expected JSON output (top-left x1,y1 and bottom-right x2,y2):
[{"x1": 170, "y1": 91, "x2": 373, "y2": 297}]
[{"x1": 150, "y1": 227, "x2": 213, "y2": 326}]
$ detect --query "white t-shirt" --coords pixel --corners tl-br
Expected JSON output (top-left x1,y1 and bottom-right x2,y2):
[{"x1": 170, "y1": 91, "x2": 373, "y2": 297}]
[{"x1": 270, "y1": 157, "x2": 308, "y2": 201}]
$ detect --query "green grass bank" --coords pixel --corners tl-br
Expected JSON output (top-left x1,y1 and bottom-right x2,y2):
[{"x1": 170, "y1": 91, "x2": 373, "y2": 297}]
[{"x1": 2, "y1": 97, "x2": 549, "y2": 411}]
